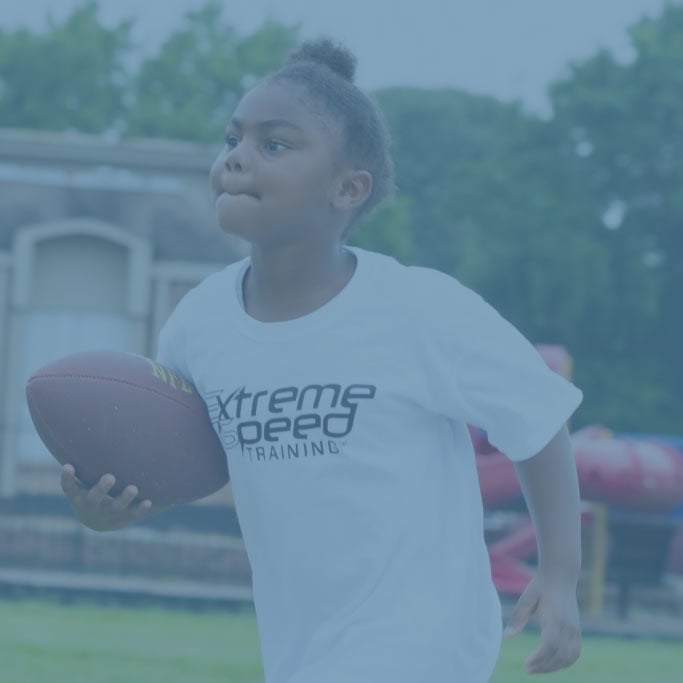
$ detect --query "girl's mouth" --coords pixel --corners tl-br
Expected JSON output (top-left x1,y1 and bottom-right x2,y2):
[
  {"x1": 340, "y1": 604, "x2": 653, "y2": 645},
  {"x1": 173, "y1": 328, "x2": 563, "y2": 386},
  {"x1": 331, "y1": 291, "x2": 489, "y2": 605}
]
[{"x1": 222, "y1": 185, "x2": 260, "y2": 200}]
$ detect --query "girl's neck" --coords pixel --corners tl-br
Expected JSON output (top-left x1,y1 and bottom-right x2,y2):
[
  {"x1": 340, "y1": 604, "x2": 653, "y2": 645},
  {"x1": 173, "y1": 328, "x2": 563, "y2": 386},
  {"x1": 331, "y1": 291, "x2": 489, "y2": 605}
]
[{"x1": 243, "y1": 243, "x2": 356, "y2": 322}]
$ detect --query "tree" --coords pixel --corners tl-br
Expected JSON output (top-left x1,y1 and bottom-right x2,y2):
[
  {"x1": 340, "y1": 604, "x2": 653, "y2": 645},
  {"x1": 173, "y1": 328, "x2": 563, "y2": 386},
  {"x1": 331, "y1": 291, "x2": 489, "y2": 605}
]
[
  {"x1": 375, "y1": 88, "x2": 519, "y2": 274},
  {"x1": 2, "y1": 0, "x2": 680, "y2": 432},
  {"x1": 349, "y1": 197, "x2": 416, "y2": 264},
  {"x1": 0, "y1": 1, "x2": 132, "y2": 133},
  {"x1": 548, "y1": 3, "x2": 683, "y2": 431},
  {"x1": 376, "y1": 88, "x2": 606, "y2": 361},
  {"x1": 125, "y1": 2, "x2": 299, "y2": 142}
]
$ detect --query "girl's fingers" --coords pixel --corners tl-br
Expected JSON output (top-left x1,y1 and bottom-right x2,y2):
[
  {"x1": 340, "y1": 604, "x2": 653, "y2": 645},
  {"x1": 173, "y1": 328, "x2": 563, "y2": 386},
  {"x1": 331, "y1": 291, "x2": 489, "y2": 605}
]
[
  {"x1": 525, "y1": 621, "x2": 561, "y2": 672},
  {"x1": 60, "y1": 464, "x2": 83, "y2": 499},
  {"x1": 85, "y1": 473, "x2": 116, "y2": 505},
  {"x1": 504, "y1": 582, "x2": 538, "y2": 638},
  {"x1": 131, "y1": 499, "x2": 153, "y2": 519},
  {"x1": 110, "y1": 485, "x2": 139, "y2": 512},
  {"x1": 525, "y1": 599, "x2": 582, "y2": 673},
  {"x1": 526, "y1": 621, "x2": 580, "y2": 673}
]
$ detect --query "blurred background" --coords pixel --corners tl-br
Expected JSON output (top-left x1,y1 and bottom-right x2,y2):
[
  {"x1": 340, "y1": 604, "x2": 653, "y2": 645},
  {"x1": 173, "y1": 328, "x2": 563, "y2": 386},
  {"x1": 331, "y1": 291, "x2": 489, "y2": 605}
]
[{"x1": 0, "y1": 1, "x2": 682, "y2": 680}]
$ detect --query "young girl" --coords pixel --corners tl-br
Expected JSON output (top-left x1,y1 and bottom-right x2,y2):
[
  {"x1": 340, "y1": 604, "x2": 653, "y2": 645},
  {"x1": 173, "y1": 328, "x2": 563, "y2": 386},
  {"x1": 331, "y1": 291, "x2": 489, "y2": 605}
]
[{"x1": 61, "y1": 40, "x2": 583, "y2": 682}]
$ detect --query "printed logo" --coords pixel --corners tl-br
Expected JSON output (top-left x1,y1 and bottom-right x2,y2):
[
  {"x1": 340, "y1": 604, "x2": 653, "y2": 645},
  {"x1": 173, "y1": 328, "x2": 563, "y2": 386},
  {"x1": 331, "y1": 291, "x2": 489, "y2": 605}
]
[
  {"x1": 147, "y1": 360, "x2": 194, "y2": 394},
  {"x1": 206, "y1": 383, "x2": 376, "y2": 463}
]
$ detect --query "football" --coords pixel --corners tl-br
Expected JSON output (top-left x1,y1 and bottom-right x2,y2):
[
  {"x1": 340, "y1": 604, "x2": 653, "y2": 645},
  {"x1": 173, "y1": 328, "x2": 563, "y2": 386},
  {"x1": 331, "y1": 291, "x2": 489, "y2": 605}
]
[{"x1": 25, "y1": 350, "x2": 229, "y2": 506}]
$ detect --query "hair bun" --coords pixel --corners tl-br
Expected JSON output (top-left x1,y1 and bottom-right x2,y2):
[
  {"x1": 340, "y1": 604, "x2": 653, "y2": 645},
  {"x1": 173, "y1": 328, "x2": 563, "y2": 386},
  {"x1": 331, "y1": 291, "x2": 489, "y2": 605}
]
[{"x1": 287, "y1": 39, "x2": 357, "y2": 82}]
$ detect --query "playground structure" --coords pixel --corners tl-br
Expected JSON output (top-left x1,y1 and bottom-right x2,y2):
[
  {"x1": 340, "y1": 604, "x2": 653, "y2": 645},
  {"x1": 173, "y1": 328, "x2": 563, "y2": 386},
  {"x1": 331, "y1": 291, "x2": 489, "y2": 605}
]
[{"x1": 476, "y1": 345, "x2": 683, "y2": 611}]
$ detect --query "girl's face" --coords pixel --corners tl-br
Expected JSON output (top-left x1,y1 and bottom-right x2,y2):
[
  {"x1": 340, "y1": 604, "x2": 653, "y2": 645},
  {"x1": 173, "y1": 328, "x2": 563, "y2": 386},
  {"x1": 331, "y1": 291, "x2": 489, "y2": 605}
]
[{"x1": 210, "y1": 81, "x2": 343, "y2": 247}]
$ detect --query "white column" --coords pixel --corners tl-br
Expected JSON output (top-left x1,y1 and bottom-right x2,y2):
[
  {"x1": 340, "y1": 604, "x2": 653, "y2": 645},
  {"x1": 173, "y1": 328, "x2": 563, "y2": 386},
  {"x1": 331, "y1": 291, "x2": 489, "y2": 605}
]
[{"x1": 0, "y1": 251, "x2": 15, "y2": 497}]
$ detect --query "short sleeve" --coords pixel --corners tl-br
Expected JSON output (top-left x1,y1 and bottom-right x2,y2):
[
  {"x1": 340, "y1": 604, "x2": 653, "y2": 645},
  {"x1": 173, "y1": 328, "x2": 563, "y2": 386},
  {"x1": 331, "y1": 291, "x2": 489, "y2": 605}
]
[
  {"x1": 155, "y1": 306, "x2": 191, "y2": 380},
  {"x1": 429, "y1": 277, "x2": 583, "y2": 461}
]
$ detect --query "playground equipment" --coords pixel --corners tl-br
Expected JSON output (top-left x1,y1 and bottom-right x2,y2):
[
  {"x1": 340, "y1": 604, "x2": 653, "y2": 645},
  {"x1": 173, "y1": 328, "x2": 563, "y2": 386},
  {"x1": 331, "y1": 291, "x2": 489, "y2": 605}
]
[
  {"x1": 474, "y1": 425, "x2": 683, "y2": 512},
  {"x1": 476, "y1": 346, "x2": 683, "y2": 601}
]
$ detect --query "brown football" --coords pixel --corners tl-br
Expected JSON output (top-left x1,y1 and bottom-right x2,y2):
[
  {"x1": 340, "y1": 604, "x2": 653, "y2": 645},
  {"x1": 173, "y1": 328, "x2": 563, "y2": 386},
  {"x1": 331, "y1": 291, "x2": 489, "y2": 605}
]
[{"x1": 25, "y1": 351, "x2": 229, "y2": 506}]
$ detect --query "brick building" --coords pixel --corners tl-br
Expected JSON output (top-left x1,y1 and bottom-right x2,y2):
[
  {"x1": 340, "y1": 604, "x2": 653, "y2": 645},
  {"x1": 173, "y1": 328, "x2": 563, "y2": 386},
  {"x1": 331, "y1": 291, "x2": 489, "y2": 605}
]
[
  {"x1": 0, "y1": 129, "x2": 254, "y2": 604},
  {"x1": 0, "y1": 128, "x2": 247, "y2": 502}
]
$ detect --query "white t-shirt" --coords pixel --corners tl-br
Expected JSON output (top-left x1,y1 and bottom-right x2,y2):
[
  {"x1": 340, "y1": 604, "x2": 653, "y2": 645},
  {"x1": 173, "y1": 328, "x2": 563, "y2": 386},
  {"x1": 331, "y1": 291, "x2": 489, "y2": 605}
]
[{"x1": 156, "y1": 246, "x2": 583, "y2": 683}]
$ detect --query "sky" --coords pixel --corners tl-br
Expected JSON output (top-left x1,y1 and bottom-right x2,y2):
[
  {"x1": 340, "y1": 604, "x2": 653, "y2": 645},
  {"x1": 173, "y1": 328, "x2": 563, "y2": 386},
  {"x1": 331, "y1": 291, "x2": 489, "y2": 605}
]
[{"x1": 3, "y1": 0, "x2": 677, "y2": 114}]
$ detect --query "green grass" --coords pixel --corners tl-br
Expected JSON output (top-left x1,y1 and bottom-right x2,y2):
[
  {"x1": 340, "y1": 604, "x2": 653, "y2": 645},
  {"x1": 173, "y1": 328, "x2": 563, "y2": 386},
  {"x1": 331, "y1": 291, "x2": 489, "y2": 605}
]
[
  {"x1": 0, "y1": 599, "x2": 262, "y2": 683},
  {"x1": 492, "y1": 632, "x2": 681, "y2": 683},
  {"x1": 0, "y1": 598, "x2": 679, "y2": 683}
]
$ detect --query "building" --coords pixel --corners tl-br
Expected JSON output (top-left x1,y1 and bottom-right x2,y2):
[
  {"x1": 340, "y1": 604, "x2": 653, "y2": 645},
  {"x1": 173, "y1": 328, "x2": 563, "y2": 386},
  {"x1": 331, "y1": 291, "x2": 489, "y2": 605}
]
[{"x1": 0, "y1": 128, "x2": 247, "y2": 502}]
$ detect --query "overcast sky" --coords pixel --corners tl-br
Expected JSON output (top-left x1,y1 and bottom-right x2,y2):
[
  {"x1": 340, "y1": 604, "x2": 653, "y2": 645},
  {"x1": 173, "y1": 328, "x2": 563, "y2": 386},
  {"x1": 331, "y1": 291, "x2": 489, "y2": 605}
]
[{"x1": 4, "y1": 0, "x2": 676, "y2": 114}]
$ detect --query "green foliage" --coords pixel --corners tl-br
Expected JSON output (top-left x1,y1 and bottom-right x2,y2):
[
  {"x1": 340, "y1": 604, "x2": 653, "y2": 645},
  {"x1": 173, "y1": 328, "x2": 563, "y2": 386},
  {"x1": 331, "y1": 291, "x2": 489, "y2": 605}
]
[
  {"x1": 126, "y1": 3, "x2": 298, "y2": 142},
  {"x1": 348, "y1": 197, "x2": 416, "y2": 263},
  {"x1": 1, "y1": 0, "x2": 682, "y2": 432},
  {"x1": 548, "y1": 3, "x2": 683, "y2": 430},
  {"x1": 369, "y1": 4, "x2": 683, "y2": 432},
  {"x1": 0, "y1": 1, "x2": 132, "y2": 132},
  {"x1": 375, "y1": 88, "x2": 523, "y2": 274},
  {"x1": 376, "y1": 88, "x2": 607, "y2": 363},
  {"x1": 0, "y1": 0, "x2": 297, "y2": 141}
]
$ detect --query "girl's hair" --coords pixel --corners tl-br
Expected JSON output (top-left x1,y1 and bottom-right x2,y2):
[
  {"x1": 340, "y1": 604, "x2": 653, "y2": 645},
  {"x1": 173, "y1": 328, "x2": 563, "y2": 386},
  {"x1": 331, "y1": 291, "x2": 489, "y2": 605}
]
[{"x1": 268, "y1": 39, "x2": 395, "y2": 223}]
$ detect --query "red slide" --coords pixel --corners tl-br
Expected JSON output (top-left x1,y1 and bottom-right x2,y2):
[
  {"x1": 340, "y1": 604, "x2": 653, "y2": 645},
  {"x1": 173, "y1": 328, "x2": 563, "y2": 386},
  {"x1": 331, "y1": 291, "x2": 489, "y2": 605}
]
[{"x1": 472, "y1": 345, "x2": 683, "y2": 594}]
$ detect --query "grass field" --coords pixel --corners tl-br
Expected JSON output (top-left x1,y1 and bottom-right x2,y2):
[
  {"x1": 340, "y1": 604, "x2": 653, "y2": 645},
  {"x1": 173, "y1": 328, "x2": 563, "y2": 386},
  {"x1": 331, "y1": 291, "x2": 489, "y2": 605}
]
[{"x1": 0, "y1": 598, "x2": 680, "y2": 683}]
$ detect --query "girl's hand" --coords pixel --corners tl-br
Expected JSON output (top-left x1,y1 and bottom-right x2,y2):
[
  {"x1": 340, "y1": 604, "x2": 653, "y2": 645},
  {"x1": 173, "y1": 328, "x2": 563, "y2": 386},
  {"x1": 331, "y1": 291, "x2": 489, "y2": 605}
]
[
  {"x1": 60, "y1": 464, "x2": 159, "y2": 532},
  {"x1": 503, "y1": 573, "x2": 582, "y2": 674}
]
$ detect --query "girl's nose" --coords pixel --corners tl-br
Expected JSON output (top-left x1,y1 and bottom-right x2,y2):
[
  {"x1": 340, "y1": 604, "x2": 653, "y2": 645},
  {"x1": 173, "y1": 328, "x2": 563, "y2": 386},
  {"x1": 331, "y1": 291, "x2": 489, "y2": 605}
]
[{"x1": 224, "y1": 143, "x2": 247, "y2": 173}]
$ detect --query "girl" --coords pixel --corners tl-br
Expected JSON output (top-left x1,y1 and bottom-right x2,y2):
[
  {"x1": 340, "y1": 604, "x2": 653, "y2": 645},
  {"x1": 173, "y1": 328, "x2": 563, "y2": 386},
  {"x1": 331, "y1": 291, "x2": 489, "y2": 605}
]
[{"x1": 61, "y1": 40, "x2": 583, "y2": 682}]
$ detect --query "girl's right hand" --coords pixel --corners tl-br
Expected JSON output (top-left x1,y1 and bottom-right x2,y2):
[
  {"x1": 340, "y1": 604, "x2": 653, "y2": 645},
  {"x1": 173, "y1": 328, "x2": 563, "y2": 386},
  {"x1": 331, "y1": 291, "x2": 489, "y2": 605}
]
[{"x1": 60, "y1": 464, "x2": 159, "y2": 532}]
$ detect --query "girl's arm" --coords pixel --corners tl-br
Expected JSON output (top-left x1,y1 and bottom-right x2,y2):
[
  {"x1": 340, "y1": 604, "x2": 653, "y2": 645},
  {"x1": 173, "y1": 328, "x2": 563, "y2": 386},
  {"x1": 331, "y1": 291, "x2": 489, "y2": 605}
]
[{"x1": 505, "y1": 426, "x2": 583, "y2": 673}]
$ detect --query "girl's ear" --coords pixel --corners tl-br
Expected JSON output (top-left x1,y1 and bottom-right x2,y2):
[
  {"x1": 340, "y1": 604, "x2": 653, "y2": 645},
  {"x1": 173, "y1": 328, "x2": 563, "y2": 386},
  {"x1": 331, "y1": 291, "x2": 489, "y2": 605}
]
[{"x1": 331, "y1": 169, "x2": 373, "y2": 213}]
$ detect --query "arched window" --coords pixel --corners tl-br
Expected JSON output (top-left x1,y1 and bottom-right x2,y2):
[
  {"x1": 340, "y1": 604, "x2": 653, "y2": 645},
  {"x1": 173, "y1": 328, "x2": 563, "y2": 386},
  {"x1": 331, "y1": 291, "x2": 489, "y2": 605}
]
[{"x1": 4, "y1": 220, "x2": 151, "y2": 470}]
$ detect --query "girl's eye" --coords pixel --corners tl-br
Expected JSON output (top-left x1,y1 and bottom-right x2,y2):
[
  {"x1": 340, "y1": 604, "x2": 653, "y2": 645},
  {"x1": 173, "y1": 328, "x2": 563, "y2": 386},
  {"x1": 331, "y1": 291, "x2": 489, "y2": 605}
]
[
  {"x1": 225, "y1": 135, "x2": 239, "y2": 148},
  {"x1": 264, "y1": 140, "x2": 287, "y2": 154}
]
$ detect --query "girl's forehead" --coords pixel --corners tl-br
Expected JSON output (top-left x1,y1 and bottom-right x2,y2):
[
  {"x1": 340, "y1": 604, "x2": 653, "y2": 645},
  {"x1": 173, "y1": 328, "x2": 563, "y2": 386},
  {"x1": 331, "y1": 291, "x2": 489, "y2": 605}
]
[{"x1": 232, "y1": 82, "x2": 319, "y2": 128}]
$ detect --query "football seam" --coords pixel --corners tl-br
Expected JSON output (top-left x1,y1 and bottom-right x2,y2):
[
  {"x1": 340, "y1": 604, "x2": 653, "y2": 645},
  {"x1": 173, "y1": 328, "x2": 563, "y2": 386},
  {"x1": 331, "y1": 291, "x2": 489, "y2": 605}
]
[
  {"x1": 26, "y1": 393, "x2": 74, "y2": 467},
  {"x1": 27, "y1": 373, "x2": 204, "y2": 414}
]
